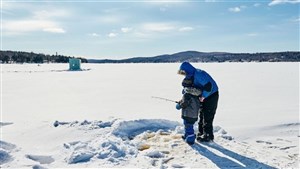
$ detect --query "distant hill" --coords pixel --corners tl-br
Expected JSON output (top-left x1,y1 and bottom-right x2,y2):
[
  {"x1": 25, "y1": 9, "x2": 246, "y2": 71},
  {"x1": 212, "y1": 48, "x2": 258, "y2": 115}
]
[
  {"x1": 88, "y1": 51, "x2": 300, "y2": 63},
  {"x1": 1, "y1": 50, "x2": 299, "y2": 64},
  {"x1": 0, "y1": 50, "x2": 88, "y2": 64}
]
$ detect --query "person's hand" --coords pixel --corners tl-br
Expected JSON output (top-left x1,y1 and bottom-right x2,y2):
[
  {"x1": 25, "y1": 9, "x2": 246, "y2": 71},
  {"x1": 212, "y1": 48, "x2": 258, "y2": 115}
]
[
  {"x1": 176, "y1": 103, "x2": 181, "y2": 110},
  {"x1": 199, "y1": 97, "x2": 205, "y2": 102}
]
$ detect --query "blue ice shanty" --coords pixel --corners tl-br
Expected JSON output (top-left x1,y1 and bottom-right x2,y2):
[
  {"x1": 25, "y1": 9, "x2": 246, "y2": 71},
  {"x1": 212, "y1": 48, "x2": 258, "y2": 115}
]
[{"x1": 69, "y1": 58, "x2": 81, "y2": 71}]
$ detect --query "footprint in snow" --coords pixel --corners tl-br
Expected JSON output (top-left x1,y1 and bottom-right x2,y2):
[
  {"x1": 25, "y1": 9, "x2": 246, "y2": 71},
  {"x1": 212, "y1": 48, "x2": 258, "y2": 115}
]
[
  {"x1": 276, "y1": 138, "x2": 292, "y2": 143},
  {"x1": 172, "y1": 163, "x2": 185, "y2": 168},
  {"x1": 0, "y1": 122, "x2": 13, "y2": 127},
  {"x1": 32, "y1": 164, "x2": 47, "y2": 169},
  {"x1": 279, "y1": 146, "x2": 297, "y2": 150},
  {"x1": 25, "y1": 155, "x2": 54, "y2": 164},
  {"x1": 256, "y1": 140, "x2": 272, "y2": 145}
]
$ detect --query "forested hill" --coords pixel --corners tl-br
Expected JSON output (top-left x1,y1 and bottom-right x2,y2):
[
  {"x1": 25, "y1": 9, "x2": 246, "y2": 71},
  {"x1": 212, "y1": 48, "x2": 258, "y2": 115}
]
[
  {"x1": 88, "y1": 51, "x2": 300, "y2": 63},
  {"x1": 0, "y1": 51, "x2": 88, "y2": 63},
  {"x1": 1, "y1": 50, "x2": 299, "y2": 64}
]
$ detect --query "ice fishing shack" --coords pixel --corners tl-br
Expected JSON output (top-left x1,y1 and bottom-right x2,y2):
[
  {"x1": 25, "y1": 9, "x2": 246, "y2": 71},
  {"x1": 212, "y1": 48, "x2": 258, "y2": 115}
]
[{"x1": 69, "y1": 58, "x2": 81, "y2": 71}]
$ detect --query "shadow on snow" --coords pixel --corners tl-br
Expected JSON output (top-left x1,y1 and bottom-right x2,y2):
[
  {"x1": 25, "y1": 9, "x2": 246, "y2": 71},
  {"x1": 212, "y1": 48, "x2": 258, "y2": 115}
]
[{"x1": 192, "y1": 142, "x2": 277, "y2": 169}]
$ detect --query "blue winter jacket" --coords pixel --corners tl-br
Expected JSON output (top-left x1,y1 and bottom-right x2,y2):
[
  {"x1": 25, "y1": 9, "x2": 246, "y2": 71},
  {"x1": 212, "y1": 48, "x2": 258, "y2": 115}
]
[{"x1": 179, "y1": 62, "x2": 218, "y2": 99}]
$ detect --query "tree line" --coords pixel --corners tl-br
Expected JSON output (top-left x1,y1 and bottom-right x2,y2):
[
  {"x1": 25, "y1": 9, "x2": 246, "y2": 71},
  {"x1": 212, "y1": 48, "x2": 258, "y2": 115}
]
[
  {"x1": 0, "y1": 51, "x2": 88, "y2": 64},
  {"x1": 89, "y1": 51, "x2": 300, "y2": 63}
]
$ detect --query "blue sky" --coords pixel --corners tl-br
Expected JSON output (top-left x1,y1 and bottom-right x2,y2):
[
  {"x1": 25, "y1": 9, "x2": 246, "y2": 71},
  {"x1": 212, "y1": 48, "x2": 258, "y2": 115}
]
[{"x1": 1, "y1": 0, "x2": 299, "y2": 59}]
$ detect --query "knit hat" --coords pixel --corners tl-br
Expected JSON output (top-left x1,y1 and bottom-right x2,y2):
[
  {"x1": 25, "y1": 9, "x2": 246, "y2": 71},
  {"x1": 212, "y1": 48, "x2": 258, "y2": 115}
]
[{"x1": 182, "y1": 78, "x2": 193, "y2": 87}]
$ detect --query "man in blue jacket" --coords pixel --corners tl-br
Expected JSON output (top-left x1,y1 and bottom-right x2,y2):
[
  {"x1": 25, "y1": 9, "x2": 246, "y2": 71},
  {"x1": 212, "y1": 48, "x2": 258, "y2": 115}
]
[{"x1": 178, "y1": 62, "x2": 219, "y2": 142}]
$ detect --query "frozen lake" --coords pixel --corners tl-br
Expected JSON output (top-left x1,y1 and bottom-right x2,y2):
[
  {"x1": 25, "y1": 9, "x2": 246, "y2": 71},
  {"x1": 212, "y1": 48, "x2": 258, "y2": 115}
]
[
  {"x1": 2, "y1": 62, "x2": 298, "y2": 129},
  {"x1": 1, "y1": 62, "x2": 299, "y2": 168}
]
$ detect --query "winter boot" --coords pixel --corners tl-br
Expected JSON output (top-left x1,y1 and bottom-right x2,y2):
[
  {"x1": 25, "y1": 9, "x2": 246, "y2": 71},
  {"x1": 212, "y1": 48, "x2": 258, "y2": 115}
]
[
  {"x1": 196, "y1": 133, "x2": 204, "y2": 140},
  {"x1": 197, "y1": 134, "x2": 214, "y2": 142},
  {"x1": 183, "y1": 120, "x2": 196, "y2": 145},
  {"x1": 185, "y1": 134, "x2": 196, "y2": 145}
]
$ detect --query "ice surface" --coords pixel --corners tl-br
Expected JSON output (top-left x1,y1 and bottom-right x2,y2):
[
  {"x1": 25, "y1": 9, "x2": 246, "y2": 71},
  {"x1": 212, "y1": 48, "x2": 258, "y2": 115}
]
[{"x1": 1, "y1": 63, "x2": 299, "y2": 168}]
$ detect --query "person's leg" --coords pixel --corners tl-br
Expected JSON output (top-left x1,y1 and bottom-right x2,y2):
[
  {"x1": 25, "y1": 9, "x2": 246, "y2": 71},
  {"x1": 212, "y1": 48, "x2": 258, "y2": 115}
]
[
  {"x1": 198, "y1": 92, "x2": 219, "y2": 142},
  {"x1": 203, "y1": 108, "x2": 216, "y2": 140},
  {"x1": 183, "y1": 119, "x2": 196, "y2": 145}
]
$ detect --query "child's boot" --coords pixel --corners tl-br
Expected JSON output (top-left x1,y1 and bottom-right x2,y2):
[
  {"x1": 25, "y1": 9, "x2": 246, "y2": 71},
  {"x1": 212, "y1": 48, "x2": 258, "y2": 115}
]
[
  {"x1": 185, "y1": 134, "x2": 196, "y2": 145},
  {"x1": 184, "y1": 120, "x2": 196, "y2": 145}
]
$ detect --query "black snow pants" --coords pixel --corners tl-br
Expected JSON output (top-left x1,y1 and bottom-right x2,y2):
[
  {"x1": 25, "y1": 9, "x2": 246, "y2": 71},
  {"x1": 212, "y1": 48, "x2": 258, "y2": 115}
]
[{"x1": 198, "y1": 91, "x2": 219, "y2": 139}]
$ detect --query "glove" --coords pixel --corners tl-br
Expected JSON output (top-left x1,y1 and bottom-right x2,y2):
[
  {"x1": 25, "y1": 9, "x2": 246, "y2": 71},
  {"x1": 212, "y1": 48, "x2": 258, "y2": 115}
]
[
  {"x1": 199, "y1": 97, "x2": 205, "y2": 102},
  {"x1": 176, "y1": 103, "x2": 181, "y2": 110}
]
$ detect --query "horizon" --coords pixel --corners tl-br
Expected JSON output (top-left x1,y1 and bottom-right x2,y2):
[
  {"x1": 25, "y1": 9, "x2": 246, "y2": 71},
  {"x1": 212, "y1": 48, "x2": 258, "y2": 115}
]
[
  {"x1": 86, "y1": 50, "x2": 300, "y2": 60},
  {"x1": 1, "y1": 0, "x2": 300, "y2": 59},
  {"x1": 2, "y1": 50, "x2": 299, "y2": 60}
]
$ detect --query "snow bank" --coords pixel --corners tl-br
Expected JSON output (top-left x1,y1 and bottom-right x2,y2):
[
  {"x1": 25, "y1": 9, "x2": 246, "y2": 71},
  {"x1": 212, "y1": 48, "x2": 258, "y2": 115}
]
[
  {"x1": 112, "y1": 119, "x2": 180, "y2": 139},
  {"x1": 59, "y1": 118, "x2": 181, "y2": 165},
  {"x1": 0, "y1": 140, "x2": 16, "y2": 165},
  {"x1": 64, "y1": 138, "x2": 137, "y2": 164},
  {"x1": 53, "y1": 119, "x2": 117, "y2": 129},
  {"x1": 214, "y1": 126, "x2": 234, "y2": 140},
  {"x1": 55, "y1": 118, "x2": 233, "y2": 166},
  {"x1": 0, "y1": 150, "x2": 12, "y2": 165}
]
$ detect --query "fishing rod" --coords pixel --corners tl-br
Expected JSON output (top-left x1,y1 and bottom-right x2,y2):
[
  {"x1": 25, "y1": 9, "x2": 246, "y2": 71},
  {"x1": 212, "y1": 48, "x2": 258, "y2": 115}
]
[{"x1": 151, "y1": 96, "x2": 179, "y2": 103}]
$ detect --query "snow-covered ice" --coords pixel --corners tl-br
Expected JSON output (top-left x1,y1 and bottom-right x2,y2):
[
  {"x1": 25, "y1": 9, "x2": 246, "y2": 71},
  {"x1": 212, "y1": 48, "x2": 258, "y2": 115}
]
[{"x1": 1, "y1": 62, "x2": 299, "y2": 168}]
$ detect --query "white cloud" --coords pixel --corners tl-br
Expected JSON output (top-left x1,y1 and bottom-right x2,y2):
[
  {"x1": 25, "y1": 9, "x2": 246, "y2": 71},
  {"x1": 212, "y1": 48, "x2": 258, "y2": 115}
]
[
  {"x1": 229, "y1": 7, "x2": 241, "y2": 13},
  {"x1": 121, "y1": 27, "x2": 132, "y2": 33},
  {"x1": 142, "y1": 23, "x2": 175, "y2": 32},
  {"x1": 2, "y1": 5, "x2": 69, "y2": 35},
  {"x1": 178, "y1": 26, "x2": 194, "y2": 32},
  {"x1": 291, "y1": 17, "x2": 300, "y2": 22},
  {"x1": 108, "y1": 33, "x2": 117, "y2": 38},
  {"x1": 88, "y1": 33, "x2": 100, "y2": 37},
  {"x1": 43, "y1": 28, "x2": 65, "y2": 33},
  {"x1": 2, "y1": 20, "x2": 65, "y2": 34},
  {"x1": 228, "y1": 5, "x2": 246, "y2": 13},
  {"x1": 33, "y1": 10, "x2": 70, "y2": 19},
  {"x1": 269, "y1": 0, "x2": 300, "y2": 6}
]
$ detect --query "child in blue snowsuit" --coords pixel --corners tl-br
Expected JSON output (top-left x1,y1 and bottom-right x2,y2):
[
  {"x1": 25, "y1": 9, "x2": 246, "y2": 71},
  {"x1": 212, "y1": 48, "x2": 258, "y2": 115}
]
[{"x1": 176, "y1": 77, "x2": 202, "y2": 145}]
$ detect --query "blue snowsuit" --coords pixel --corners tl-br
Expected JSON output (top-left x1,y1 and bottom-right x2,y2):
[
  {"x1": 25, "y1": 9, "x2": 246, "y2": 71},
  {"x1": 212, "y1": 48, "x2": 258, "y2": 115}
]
[
  {"x1": 178, "y1": 86, "x2": 202, "y2": 145},
  {"x1": 179, "y1": 62, "x2": 219, "y2": 141}
]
